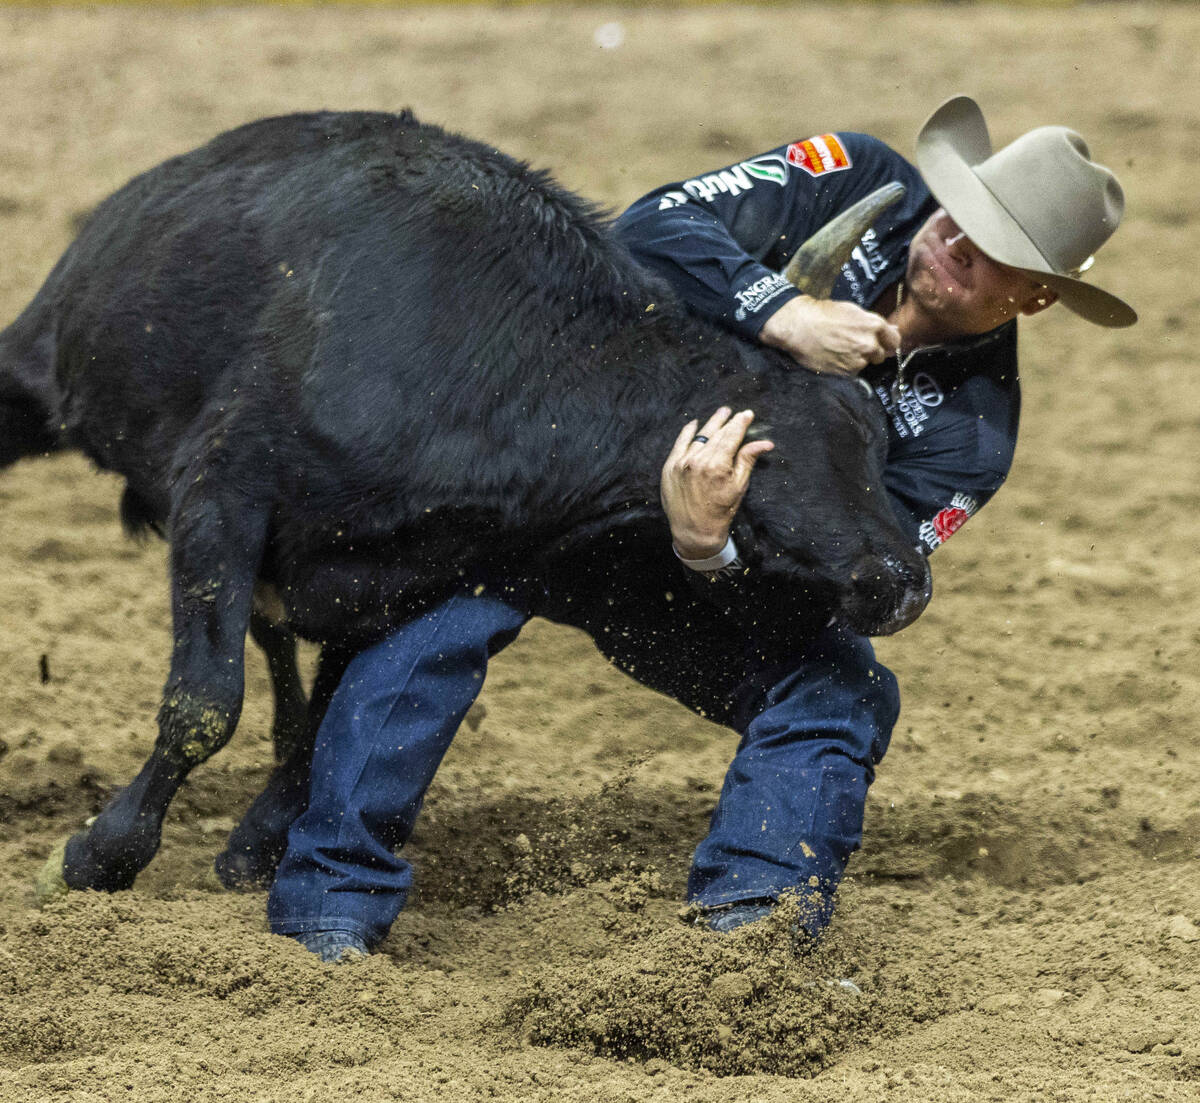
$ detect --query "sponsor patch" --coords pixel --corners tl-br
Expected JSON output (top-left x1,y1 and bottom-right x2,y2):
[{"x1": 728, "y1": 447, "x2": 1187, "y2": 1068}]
[
  {"x1": 918, "y1": 492, "x2": 979, "y2": 551},
  {"x1": 733, "y1": 272, "x2": 792, "y2": 322},
  {"x1": 740, "y1": 154, "x2": 789, "y2": 187},
  {"x1": 839, "y1": 228, "x2": 890, "y2": 303},
  {"x1": 932, "y1": 507, "x2": 969, "y2": 543},
  {"x1": 786, "y1": 134, "x2": 852, "y2": 178},
  {"x1": 665, "y1": 154, "x2": 792, "y2": 209},
  {"x1": 875, "y1": 368, "x2": 953, "y2": 440},
  {"x1": 910, "y1": 372, "x2": 944, "y2": 408}
]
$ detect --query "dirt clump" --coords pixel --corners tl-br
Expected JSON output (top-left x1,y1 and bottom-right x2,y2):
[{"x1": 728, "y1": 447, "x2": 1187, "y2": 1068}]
[{"x1": 508, "y1": 897, "x2": 949, "y2": 1077}]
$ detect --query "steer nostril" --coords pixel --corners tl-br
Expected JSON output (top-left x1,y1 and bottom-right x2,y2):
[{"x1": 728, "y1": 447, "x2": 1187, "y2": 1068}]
[{"x1": 839, "y1": 550, "x2": 932, "y2": 636}]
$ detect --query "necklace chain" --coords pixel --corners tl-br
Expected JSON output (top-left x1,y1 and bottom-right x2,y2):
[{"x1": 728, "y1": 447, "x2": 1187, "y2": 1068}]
[{"x1": 893, "y1": 280, "x2": 917, "y2": 390}]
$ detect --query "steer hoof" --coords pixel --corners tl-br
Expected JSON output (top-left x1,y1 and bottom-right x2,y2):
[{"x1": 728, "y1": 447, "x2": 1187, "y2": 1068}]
[
  {"x1": 34, "y1": 837, "x2": 70, "y2": 905},
  {"x1": 213, "y1": 848, "x2": 278, "y2": 892}
]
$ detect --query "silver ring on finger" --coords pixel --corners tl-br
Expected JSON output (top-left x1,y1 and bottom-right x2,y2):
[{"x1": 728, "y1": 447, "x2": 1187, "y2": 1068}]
[{"x1": 692, "y1": 434, "x2": 709, "y2": 445}]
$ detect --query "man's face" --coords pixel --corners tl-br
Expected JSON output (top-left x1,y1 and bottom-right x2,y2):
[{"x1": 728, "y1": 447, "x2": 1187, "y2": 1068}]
[{"x1": 906, "y1": 208, "x2": 1056, "y2": 336}]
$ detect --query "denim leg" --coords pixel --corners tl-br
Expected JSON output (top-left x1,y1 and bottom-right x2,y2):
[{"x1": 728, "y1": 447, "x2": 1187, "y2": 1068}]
[
  {"x1": 268, "y1": 588, "x2": 529, "y2": 949},
  {"x1": 686, "y1": 625, "x2": 899, "y2": 938}
]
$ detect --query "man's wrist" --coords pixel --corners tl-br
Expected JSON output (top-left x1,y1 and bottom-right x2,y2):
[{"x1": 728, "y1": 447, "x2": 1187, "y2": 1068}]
[
  {"x1": 758, "y1": 295, "x2": 813, "y2": 365},
  {"x1": 673, "y1": 535, "x2": 740, "y2": 572},
  {"x1": 670, "y1": 530, "x2": 727, "y2": 561}
]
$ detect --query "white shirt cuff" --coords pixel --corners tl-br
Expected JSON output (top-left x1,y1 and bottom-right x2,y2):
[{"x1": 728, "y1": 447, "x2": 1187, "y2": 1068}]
[{"x1": 673, "y1": 535, "x2": 740, "y2": 572}]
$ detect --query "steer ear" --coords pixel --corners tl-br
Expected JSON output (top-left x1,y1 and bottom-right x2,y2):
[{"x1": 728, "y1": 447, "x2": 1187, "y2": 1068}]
[{"x1": 782, "y1": 182, "x2": 906, "y2": 299}]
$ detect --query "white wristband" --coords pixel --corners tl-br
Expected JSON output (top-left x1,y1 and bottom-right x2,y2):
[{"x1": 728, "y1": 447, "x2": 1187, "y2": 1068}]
[{"x1": 673, "y1": 535, "x2": 740, "y2": 572}]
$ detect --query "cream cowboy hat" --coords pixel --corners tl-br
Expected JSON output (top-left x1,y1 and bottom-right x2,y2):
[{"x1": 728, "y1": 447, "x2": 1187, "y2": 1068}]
[{"x1": 915, "y1": 95, "x2": 1136, "y2": 327}]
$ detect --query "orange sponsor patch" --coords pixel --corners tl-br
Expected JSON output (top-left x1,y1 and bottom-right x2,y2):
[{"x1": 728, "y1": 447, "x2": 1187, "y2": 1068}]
[{"x1": 786, "y1": 134, "x2": 852, "y2": 177}]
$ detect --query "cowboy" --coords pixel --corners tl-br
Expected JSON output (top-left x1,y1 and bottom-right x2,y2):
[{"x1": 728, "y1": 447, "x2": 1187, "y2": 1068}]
[{"x1": 266, "y1": 96, "x2": 1134, "y2": 962}]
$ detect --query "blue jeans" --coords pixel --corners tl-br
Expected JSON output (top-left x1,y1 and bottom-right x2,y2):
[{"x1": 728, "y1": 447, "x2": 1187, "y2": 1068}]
[
  {"x1": 268, "y1": 586, "x2": 529, "y2": 948},
  {"x1": 685, "y1": 628, "x2": 898, "y2": 935},
  {"x1": 268, "y1": 585, "x2": 898, "y2": 948}
]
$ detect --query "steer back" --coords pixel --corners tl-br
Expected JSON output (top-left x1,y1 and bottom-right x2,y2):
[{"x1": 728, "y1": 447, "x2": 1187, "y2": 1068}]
[{"x1": 21, "y1": 109, "x2": 926, "y2": 646}]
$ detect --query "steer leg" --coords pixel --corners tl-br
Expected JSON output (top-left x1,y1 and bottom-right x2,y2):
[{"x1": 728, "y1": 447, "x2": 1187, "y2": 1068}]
[
  {"x1": 39, "y1": 472, "x2": 269, "y2": 897},
  {"x1": 214, "y1": 644, "x2": 352, "y2": 890},
  {"x1": 248, "y1": 604, "x2": 308, "y2": 765}
]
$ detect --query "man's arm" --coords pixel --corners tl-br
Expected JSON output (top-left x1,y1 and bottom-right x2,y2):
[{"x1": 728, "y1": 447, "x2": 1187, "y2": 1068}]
[{"x1": 615, "y1": 133, "x2": 916, "y2": 373}]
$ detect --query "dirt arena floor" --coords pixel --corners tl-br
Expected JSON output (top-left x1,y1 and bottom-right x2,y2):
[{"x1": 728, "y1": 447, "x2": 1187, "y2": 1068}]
[{"x1": 1, "y1": 4, "x2": 1198, "y2": 1100}]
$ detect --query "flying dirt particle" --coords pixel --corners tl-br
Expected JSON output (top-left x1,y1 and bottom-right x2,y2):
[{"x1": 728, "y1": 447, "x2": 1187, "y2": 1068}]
[{"x1": 803, "y1": 1034, "x2": 829, "y2": 1060}]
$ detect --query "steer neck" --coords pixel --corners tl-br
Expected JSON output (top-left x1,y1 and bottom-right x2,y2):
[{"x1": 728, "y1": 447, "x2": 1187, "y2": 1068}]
[{"x1": 581, "y1": 302, "x2": 780, "y2": 511}]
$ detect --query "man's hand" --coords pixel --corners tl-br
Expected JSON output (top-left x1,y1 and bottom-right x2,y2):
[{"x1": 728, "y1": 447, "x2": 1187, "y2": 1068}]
[
  {"x1": 760, "y1": 294, "x2": 900, "y2": 376},
  {"x1": 660, "y1": 407, "x2": 775, "y2": 560}
]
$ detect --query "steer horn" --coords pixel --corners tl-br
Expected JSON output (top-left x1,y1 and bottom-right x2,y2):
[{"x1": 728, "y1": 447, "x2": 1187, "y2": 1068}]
[{"x1": 783, "y1": 182, "x2": 906, "y2": 298}]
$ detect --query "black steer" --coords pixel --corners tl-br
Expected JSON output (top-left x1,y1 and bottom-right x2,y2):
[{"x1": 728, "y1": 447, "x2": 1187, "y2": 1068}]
[{"x1": 0, "y1": 111, "x2": 930, "y2": 898}]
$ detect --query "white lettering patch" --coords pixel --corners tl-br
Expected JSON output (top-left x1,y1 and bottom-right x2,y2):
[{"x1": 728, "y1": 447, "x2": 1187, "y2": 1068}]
[
  {"x1": 662, "y1": 154, "x2": 791, "y2": 210},
  {"x1": 733, "y1": 272, "x2": 792, "y2": 321},
  {"x1": 837, "y1": 229, "x2": 889, "y2": 304},
  {"x1": 875, "y1": 370, "x2": 949, "y2": 440}
]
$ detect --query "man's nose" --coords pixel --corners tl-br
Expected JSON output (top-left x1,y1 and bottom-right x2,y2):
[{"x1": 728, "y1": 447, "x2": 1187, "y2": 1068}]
[{"x1": 943, "y1": 227, "x2": 975, "y2": 265}]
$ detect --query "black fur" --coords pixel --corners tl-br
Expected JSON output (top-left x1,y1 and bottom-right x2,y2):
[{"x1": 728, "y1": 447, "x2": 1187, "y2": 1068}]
[{"x1": 2, "y1": 111, "x2": 929, "y2": 893}]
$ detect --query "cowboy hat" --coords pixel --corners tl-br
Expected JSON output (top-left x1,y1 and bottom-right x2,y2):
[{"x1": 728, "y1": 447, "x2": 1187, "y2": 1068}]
[{"x1": 915, "y1": 95, "x2": 1136, "y2": 327}]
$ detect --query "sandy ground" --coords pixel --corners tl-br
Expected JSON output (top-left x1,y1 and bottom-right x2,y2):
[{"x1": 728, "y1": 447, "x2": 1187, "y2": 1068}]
[{"x1": 1, "y1": 4, "x2": 1198, "y2": 1100}]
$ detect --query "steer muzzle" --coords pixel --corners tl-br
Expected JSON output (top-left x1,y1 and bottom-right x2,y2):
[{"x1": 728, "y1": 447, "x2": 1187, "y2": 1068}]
[{"x1": 835, "y1": 549, "x2": 932, "y2": 637}]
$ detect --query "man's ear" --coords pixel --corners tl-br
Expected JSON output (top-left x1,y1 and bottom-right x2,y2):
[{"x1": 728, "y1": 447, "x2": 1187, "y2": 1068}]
[{"x1": 1020, "y1": 287, "x2": 1060, "y2": 317}]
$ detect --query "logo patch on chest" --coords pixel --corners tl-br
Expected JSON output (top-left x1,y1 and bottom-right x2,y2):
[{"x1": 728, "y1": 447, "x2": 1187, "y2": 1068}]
[
  {"x1": 786, "y1": 134, "x2": 852, "y2": 177},
  {"x1": 910, "y1": 372, "x2": 944, "y2": 408},
  {"x1": 919, "y1": 492, "x2": 979, "y2": 551}
]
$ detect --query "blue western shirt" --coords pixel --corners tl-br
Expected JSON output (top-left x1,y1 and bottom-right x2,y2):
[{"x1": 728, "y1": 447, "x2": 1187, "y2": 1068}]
[{"x1": 614, "y1": 131, "x2": 1020, "y2": 555}]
